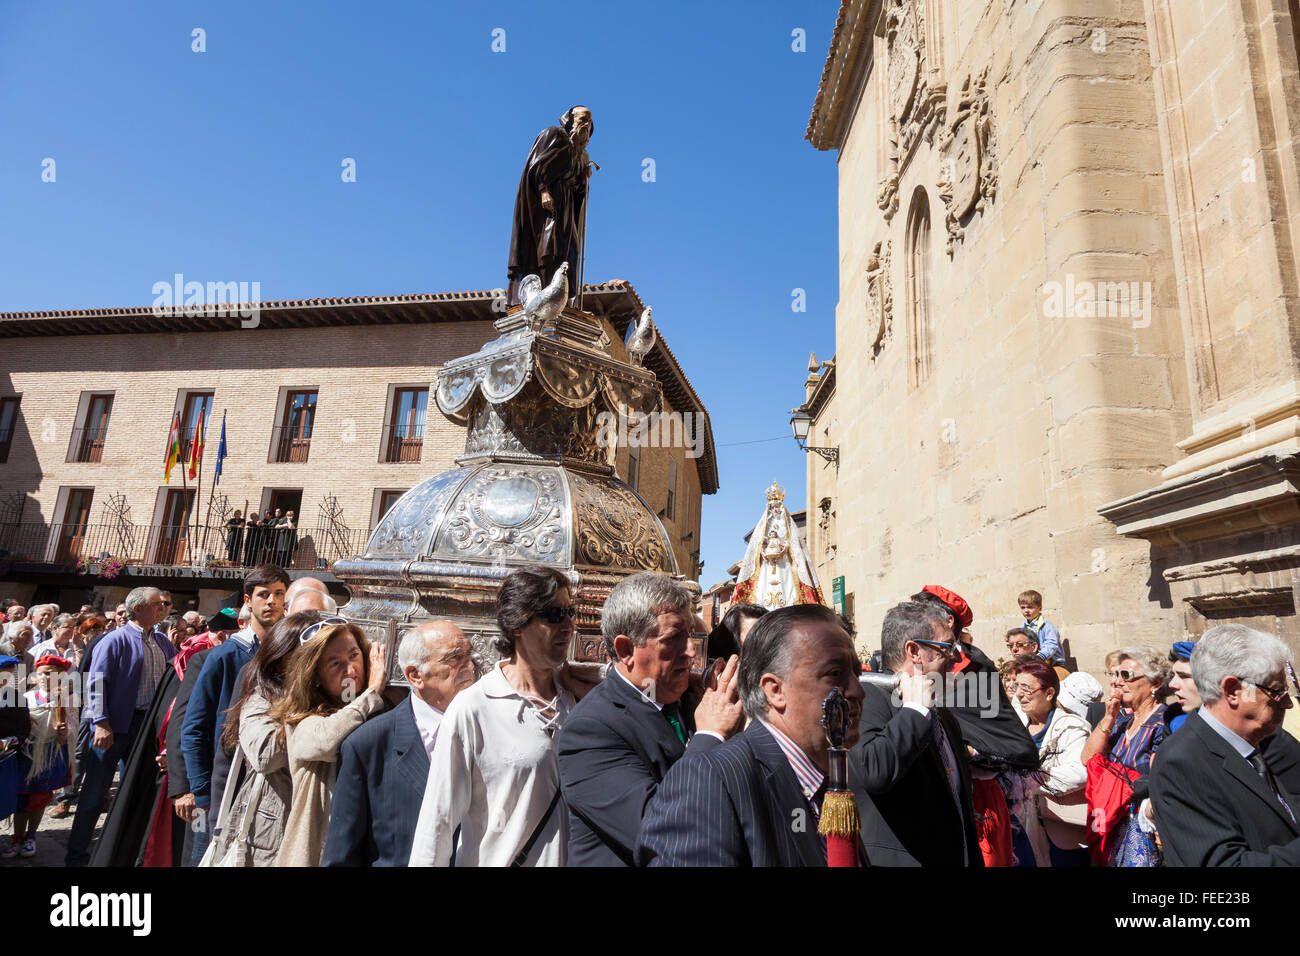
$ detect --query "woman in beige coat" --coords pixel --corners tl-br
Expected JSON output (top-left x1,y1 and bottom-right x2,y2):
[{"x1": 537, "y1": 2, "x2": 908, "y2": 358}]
[
  {"x1": 204, "y1": 611, "x2": 322, "y2": 867},
  {"x1": 271, "y1": 620, "x2": 386, "y2": 867}
]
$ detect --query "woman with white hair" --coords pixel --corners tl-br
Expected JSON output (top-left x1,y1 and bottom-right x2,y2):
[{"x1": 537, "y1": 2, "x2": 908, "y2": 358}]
[
  {"x1": 1082, "y1": 645, "x2": 1171, "y2": 866},
  {"x1": 0, "y1": 620, "x2": 36, "y2": 675}
]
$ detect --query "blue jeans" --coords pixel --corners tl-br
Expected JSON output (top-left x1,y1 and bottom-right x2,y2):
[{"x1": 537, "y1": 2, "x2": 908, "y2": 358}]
[
  {"x1": 189, "y1": 809, "x2": 211, "y2": 866},
  {"x1": 64, "y1": 710, "x2": 145, "y2": 867}
]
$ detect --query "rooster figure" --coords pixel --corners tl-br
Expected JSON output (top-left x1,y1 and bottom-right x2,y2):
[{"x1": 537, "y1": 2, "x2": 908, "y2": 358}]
[
  {"x1": 625, "y1": 306, "x2": 656, "y2": 367},
  {"x1": 519, "y1": 262, "x2": 569, "y2": 329}
]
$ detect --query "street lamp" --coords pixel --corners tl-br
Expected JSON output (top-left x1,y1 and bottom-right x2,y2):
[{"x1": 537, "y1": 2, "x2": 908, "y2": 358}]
[{"x1": 789, "y1": 407, "x2": 839, "y2": 465}]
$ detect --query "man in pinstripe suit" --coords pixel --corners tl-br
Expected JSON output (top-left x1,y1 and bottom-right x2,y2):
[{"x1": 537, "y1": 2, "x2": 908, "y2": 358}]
[{"x1": 637, "y1": 604, "x2": 866, "y2": 866}]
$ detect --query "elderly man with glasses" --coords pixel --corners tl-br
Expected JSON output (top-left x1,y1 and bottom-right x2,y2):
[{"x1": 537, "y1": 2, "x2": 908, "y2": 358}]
[
  {"x1": 65, "y1": 586, "x2": 176, "y2": 866},
  {"x1": 1005, "y1": 627, "x2": 1040, "y2": 659},
  {"x1": 1150, "y1": 624, "x2": 1300, "y2": 865}
]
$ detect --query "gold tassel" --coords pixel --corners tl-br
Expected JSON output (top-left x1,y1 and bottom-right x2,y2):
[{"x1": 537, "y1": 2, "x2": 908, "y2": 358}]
[{"x1": 817, "y1": 790, "x2": 861, "y2": 839}]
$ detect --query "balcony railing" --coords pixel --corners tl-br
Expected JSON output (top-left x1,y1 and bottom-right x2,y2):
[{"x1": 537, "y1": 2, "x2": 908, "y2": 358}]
[
  {"x1": 0, "y1": 521, "x2": 370, "y2": 573},
  {"x1": 269, "y1": 425, "x2": 311, "y2": 463},
  {"x1": 68, "y1": 426, "x2": 108, "y2": 463},
  {"x1": 381, "y1": 423, "x2": 424, "y2": 463}
]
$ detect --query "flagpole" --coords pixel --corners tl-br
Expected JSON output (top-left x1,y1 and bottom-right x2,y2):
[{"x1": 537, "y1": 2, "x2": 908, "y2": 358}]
[
  {"x1": 180, "y1": 440, "x2": 192, "y2": 566},
  {"x1": 195, "y1": 419, "x2": 207, "y2": 561}
]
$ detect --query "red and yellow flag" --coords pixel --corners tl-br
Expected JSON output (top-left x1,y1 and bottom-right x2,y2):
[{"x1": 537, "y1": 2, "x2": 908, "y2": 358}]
[
  {"x1": 164, "y1": 412, "x2": 181, "y2": 484},
  {"x1": 188, "y1": 412, "x2": 204, "y2": 480}
]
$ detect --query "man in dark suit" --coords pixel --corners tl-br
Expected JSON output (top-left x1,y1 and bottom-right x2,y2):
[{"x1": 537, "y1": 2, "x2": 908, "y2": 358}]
[
  {"x1": 323, "y1": 620, "x2": 475, "y2": 866},
  {"x1": 638, "y1": 603, "x2": 866, "y2": 866},
  {"x1": 1151, "y1": 623, "x2": 1300, "y2": 865},
  {"x1": 558, "y1": 573, "x2": 743, "y2": 866},
  {"x1": 849, "y1": 600, "x2": 983, "y2": 866}
]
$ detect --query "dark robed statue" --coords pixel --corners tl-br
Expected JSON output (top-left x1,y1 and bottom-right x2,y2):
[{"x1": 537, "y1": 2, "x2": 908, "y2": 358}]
[{"x1": 507, "y1": 105, "x2": 594, "y2": 306}]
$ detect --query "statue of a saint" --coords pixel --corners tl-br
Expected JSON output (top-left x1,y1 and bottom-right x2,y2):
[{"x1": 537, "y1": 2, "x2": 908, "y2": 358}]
[
  {"x1": 507, "y1": 106, "x2": 594, "y2": 307},
  {"x1": 732, "y1": 482, "x2": 827, "y2": 610}
]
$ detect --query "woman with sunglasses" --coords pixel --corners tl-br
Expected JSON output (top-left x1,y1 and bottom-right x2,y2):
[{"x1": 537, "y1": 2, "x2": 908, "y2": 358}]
[
  {"x1": 269, "y1": 617, "x2": 386, "y2": 866},
  {"x1": 410, "y1": 565, "x2": 577, "y2": 867},
  {"x1": 1081, "y1": 646, "x2": 1170, "y2": 866},
  {"x1": 202, "y1": 611, "x2": 322, "y2": 867}
]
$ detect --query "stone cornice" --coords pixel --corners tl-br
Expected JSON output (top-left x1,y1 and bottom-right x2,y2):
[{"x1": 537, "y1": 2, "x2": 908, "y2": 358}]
[
  {"x1": 807, "y1": 360, "x2": 837, "y2": 418},
  {"x1": 1099, "y1": 452, "x2": 1300, "y2": 548},
  {"x1": 806, "y1": 0, "x2": 878, "y2": 151}
]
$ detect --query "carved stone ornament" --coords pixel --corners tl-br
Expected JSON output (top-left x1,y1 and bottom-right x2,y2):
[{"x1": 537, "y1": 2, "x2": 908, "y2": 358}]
[
  {"x1": 937, "y1": 68, "x2": 997, "y2": 255},
  {"x1": 866, "y1": 239, "x2": 893, "y2": 359},
  {"x1": 878, "y1": 0, "x2": 946, "y2": 220}
]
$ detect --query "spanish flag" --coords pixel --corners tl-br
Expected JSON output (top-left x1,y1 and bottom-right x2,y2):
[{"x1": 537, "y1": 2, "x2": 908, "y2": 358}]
[
  {"x1": 188, "y1": 411, "x2": 204, "y2": 480},
  {"x1": 164, "y1": 412, "x2": 181, "y2": 484}
]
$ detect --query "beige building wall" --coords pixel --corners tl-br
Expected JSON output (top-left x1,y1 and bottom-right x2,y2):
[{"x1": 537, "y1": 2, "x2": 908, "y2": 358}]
[
  {"x1": 805, "y1": 0, "x2": 1208, "y2": 668},
  {"x1": 0, "y1": 310, "x2": 706, "y2": 580}
]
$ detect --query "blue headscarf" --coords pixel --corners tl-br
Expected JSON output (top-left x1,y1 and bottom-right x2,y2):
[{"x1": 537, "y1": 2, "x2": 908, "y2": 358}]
[{"x1": 1170, "y1": 640, "x2": 1196, "y2": 662}]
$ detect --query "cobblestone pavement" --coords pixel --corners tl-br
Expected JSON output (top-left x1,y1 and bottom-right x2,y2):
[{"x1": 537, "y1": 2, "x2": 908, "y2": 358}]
[{"x1": 1, "y1": 782, "x2": 112, "y2": 868}]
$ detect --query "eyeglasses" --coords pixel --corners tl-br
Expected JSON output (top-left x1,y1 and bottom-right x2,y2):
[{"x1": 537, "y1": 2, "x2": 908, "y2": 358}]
[
  {"x1": 299, "y1": 616, "x2": 348, "y2": 644},
  {"x1": 1249, "y1": 681, "x2": 1290, "y2": 706},
  {"x1": 912, "y1": 638, "x2": 959, "y2": 657},
  {"x1": 1006, "y1": 640, "x2": 1032, "y2": 651},
  {"x1": 1012, "y1": 682, "x2": 1042, "y2": 696},
  {"x1": 533, "y1": 606, "x2": 575, "y2": 625}
]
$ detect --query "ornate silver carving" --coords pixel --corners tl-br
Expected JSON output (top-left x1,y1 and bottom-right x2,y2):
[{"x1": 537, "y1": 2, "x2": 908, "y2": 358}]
[
  {"x1": 339, "y1": 302, "x2": 690, "y2": 676},
  {"x1": 938, "y1": 68, "x2": 996, "y2": 255},
  {"x1": 866, "y1": 239, "x2": 893, "y2": 359},
  {"x1": 365, "y1": 469, "x2": 469, "y2": 559},
  {"x1": 568, "y1": 472, "x2": 675, "y2": 573},
  {"x1": 434, "y1": 466, "x2": 567, "y2": 563}
]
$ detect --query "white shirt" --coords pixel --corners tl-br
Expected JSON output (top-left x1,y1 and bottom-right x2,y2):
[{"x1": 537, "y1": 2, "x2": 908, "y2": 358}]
[
  {"x1": 408, "y1": 692, "x2": 445, "y2": 761},
  {"x1": 408, "y1": 661, "x2": 574, "y2": 867},
  {"x1": 615, "y1": 666, "x2": 663, "y2": 711},
  {"x1": 29, "y1": 638, "x2": 72, "y2": 661}
]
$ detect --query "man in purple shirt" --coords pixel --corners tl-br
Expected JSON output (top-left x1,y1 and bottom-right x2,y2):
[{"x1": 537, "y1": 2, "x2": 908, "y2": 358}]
[{"x1": 65, "y1": 586, "x2": 175, "y2": 866}]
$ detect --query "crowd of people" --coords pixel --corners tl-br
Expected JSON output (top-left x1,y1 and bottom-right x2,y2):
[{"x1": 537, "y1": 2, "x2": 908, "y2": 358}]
[{"x1": 0, "y1": 569, "x2": 1296, "y2": 867}]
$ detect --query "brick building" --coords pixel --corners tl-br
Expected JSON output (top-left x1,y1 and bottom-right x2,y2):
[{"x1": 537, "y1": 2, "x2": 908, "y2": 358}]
[{"x1": 0, "y1": 281, "x2": 717, "y2": 613}]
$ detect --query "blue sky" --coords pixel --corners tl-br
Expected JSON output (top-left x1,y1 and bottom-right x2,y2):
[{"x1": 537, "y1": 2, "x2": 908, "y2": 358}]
[{"x1": 0, "y1": 0, "x2": 840, "y2": 584}]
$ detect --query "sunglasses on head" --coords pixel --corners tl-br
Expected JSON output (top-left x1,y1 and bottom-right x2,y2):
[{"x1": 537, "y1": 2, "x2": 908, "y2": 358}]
[
  {"x1": 299, "y1": 616, "x2": 348, "y2": 644},
  {"x1": 534, "y1": 606, "x2": 575, "y2": 625}
]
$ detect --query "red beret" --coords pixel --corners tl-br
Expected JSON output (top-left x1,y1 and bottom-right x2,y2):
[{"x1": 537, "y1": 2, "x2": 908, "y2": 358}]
[
  {"x1": 920, "y1": 585, "x2": 973, "y2": 628},
  {"x1": 33, "y1": 654, "x2": 72, "y2": 672}
]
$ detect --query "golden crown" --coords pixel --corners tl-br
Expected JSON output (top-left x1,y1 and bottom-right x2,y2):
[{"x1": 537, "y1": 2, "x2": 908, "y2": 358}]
[{"x1": 766, "y1": 482, "x2": 786, "y2": 505}]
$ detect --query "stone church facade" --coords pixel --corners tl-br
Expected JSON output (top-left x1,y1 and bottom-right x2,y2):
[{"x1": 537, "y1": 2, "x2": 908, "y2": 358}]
[{"x1": 802, "y1": 0, "x2": 1300, "y2": 668}]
